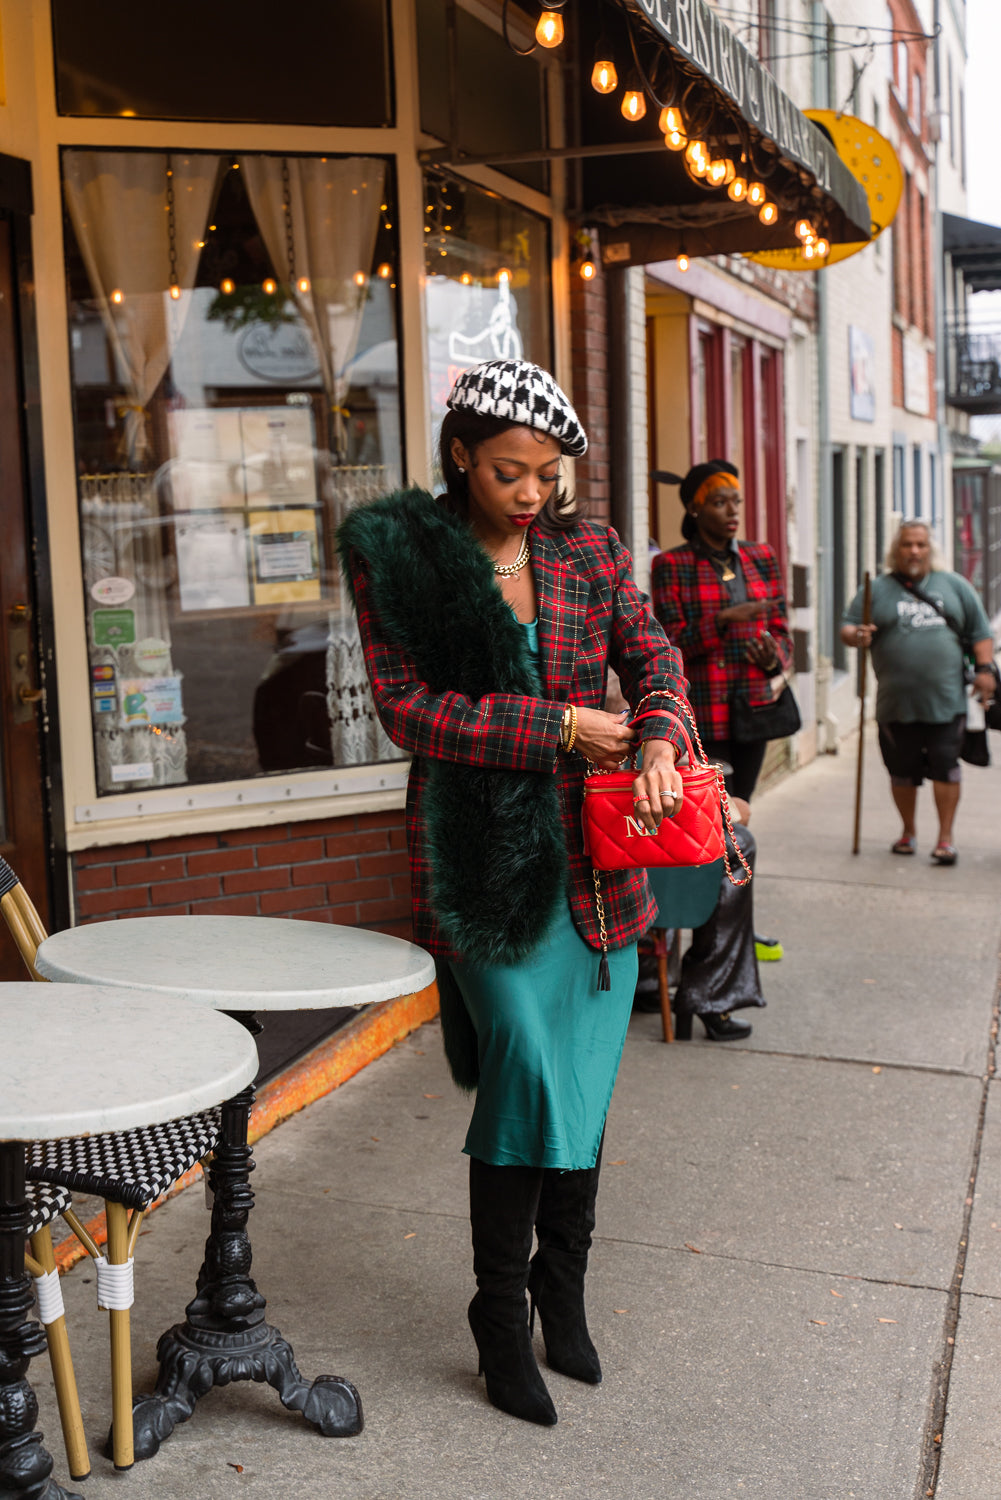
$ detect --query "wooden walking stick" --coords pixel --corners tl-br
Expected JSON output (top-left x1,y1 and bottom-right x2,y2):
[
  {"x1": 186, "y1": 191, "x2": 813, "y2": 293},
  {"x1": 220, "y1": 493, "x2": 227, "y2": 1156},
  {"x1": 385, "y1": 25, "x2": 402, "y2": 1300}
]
[{"x1": 851, "y1": 571, "x2": 872, "y2": 855}]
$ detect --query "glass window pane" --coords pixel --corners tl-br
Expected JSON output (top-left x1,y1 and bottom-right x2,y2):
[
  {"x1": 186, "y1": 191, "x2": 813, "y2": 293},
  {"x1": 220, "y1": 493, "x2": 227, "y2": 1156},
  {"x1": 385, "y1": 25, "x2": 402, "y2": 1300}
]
[
  {"x1": 423, "y1": 171, "x2": 552, "y2": 461},
  {"x1": 64, "y1": 148, "x2": 405, "y2": 793},
  {"x1": 52, "y1": 0, "x2": 393, "y2": 126}
]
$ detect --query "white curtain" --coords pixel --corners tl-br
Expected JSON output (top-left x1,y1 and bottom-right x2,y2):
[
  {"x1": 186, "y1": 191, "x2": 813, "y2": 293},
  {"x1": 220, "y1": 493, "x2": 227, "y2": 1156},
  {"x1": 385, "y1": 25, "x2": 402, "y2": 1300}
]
[
  {"x1": 239, "y1": 155, "x2": 386, "y2": 456},
  {"x1": 63, "y1": 150, "x2": 221, "y2": 464}
]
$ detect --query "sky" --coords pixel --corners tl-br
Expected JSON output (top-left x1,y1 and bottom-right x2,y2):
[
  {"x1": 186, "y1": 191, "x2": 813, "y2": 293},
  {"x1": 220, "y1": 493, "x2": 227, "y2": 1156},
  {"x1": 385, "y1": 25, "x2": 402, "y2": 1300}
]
[{"x1": 964, "y1": 0, "x2": 1001, "y2": 229}]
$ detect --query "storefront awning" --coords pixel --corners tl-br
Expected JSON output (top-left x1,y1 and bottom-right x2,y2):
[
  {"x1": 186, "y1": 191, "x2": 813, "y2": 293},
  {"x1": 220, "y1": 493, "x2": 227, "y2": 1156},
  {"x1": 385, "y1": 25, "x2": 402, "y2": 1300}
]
[
  {"x1": 943, "y1": 212, "x2": 1001, "y2": 293},
  {"x1": 419, "y1": 0, "x2": 870, "y2": 268},
  {"x1": 580, "y1": 1, "x2": 871, "y2": 266}
]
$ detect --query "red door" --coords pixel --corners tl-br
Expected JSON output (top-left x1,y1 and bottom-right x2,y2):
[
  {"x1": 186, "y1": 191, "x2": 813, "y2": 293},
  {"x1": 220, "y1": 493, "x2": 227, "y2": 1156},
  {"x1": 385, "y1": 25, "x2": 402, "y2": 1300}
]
[{"x1": 0, "y1": 210, "x2": 52, "y2": 974}]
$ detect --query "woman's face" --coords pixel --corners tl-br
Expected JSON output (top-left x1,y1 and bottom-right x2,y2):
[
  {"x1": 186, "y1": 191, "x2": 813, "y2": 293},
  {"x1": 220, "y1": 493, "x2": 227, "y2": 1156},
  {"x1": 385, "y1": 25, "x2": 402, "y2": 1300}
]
[
  {"x1": 691, "y1": 483, "x2": 742, "y2": 548},
  {"x1": 451, "y1": 427, "x2": 562, "y2": 548}
]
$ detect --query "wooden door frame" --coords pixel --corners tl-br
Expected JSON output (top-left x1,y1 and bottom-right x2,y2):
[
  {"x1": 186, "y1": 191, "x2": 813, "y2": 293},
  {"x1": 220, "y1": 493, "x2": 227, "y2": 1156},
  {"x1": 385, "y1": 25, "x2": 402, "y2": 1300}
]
[{"x1": 0, "y1": 152, "x2": 69, "y2": 932}]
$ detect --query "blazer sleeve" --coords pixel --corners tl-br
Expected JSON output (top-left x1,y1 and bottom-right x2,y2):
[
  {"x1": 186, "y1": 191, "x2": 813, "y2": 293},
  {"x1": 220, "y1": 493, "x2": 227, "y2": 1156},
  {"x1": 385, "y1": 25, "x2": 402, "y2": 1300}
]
[
  {"x1": 756, "y1": 546, "x2": 794, "y2": 676},
  {"x1": 349, "y1": 558, "x2": 565, "y2": 772},
  {"x1": 651, "y1": 550, "x2": 727, "y2": 661},
  {"x1": 605, "y1": 531, "x2": 691, "y2": 751}
]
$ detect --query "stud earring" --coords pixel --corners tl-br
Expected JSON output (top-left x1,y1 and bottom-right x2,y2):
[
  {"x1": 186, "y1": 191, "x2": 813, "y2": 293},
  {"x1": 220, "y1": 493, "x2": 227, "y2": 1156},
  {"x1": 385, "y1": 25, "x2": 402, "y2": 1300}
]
[{"x1": 457, "y1": 465, "x2": 465, "y2": 473}]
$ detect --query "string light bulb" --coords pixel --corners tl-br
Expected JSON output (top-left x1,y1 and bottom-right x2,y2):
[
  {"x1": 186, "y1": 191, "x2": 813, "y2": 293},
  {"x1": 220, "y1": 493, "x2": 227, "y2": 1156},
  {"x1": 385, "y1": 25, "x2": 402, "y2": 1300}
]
[
  {"x1": 353, "y1": 271, "x2": 367, "y2": 287},
  {"x1": 802, "y1": 242, "x2": 817, "y2": 261},
  {"x1": 591, "y1": 58, "x2": 617, "y2": 94},
  {"x1": 535, "y1": 9, "x2": 564, "y2": 48},
  {"x1": 621, "y1": 89, "x2": 647, "y2": 122},
  {"x1": 110, "y1": 288, "x2": 125, "y2": 305},
  {"x1": 297, "y1": 276, "x2": 311, "y2": 293},
  {"x1": 262, "y1": 278, "x2": 277, "y2": 295},
  {"x1": 684, "y1": 139, "x2": 709, "y2": 178},
  {"x1": 497, "y1": 267, "x2": 512, "y2": 285},
  {"x1": 376, "y1": 263, "x2": 392, "y2": 280},
  {"x1": 795, "y1": 219, "x2": 815, "y2": 241},
  {"x1": 747, "y1": 181, "x2": 767, "y2": 207},
  {"x1": 758, "y1": 201, "x2": 779, "y2": 226},
  {"x1": 659, "y1": 106, "x2": 684, "y2": 135},
  {"x1": 579, "y1": 251, "x2": 597, "y2": 281},
  {"x1": 220, "y1": 278, "x2": 235, "y2": 295},
  {"x1": 727, "y1": 176, "x2": 748, "y2": 202},
  {"x1": 677, "y1": 252, "x2": 690, "y2": 272},
  {"x1": 169, "y1": 283, "x2": 181, "y2": 301},
  {"x1": 460, "y1": 272, "x2": 473, "y2": 285},
  {"x1": 707, "y1": 158, "x2": 729, "y2": 187},
  {"x1": 814, "y1": 237, "x2": 830, "y2": 257}
]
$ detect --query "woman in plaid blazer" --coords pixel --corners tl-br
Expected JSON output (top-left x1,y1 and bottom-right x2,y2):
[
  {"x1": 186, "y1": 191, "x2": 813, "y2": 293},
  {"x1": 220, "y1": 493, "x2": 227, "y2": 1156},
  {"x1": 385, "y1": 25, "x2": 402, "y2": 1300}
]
[
  {"x1": 651, "y1": 460, "x2": 793, "y2": 802},
  {"x1": 339, "y1": 360, "x2": 692, "y2": 1429}
]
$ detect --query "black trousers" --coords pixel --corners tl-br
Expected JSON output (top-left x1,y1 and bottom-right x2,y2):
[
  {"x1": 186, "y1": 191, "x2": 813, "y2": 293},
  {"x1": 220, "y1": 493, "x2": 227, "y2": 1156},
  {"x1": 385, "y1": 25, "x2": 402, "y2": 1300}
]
[{"x1": 701, "y1": 738, "x2": 767, "y2": 803}]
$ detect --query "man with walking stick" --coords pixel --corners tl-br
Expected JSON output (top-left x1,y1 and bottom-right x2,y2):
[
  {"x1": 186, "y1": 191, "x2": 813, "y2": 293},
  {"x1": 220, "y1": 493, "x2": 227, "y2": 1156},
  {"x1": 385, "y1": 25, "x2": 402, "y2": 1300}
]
[{"x1": 841, "y1": 521, "x2": 995, "y2": 866}]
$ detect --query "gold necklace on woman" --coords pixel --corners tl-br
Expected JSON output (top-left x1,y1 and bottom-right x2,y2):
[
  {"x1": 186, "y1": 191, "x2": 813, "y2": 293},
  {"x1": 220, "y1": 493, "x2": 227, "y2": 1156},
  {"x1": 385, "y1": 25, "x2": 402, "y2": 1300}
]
[{"x1": 492, "y1": 533, "x2": 531, "y2": 578}]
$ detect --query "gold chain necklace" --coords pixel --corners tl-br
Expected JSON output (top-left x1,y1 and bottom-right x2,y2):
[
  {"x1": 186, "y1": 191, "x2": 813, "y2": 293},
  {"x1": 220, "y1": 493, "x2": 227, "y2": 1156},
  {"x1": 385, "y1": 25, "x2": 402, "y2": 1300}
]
[{"x1": 492, "y1": 533, "x2": 531, "y2": 578}]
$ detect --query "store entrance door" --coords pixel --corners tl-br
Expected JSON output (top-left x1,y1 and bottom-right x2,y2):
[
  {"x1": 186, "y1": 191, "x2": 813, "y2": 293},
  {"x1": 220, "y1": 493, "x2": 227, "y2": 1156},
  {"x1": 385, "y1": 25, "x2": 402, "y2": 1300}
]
[{"x1": 0, "y1": 211, "x2": 51, "y2": 974}]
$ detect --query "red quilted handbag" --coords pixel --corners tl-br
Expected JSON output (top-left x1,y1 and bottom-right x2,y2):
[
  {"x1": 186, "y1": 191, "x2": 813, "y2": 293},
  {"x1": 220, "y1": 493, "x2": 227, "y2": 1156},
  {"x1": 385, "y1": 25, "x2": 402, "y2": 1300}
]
[{"x1": 581, "y1": 705, "x2": 751, "y2": 887}]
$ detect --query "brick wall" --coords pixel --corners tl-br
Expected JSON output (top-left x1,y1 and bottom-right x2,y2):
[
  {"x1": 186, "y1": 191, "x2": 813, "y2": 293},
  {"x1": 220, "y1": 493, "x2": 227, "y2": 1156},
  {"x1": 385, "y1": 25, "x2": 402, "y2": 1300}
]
[
  {"x1": 72, "y1": 809, "x2": 413, "y2": 939},
  {"x1": 569, "y1": 247, "x2": 611, "y2": 527}
]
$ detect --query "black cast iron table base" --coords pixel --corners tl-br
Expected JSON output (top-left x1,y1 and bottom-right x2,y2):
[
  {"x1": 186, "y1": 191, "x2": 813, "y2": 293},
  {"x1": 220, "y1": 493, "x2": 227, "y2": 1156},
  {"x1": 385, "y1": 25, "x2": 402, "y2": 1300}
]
[
  {"x1": 121, "y1": 1022, "x2": 363, "y2": 1462},
  {"x1": 0, "y1": 1141, "x2": 83, "y2": 1500}
]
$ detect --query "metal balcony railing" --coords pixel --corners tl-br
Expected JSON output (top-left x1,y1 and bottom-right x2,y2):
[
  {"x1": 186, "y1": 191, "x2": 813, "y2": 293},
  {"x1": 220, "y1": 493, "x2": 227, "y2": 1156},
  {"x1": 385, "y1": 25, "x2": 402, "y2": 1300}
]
[{"x1": 946, "y1": 323, "x2": 1001, "y2": 413}]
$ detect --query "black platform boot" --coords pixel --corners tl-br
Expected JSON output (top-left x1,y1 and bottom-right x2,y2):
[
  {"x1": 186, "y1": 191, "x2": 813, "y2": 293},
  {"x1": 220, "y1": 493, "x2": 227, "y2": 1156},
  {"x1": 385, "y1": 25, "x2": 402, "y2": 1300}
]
[
  {"x1": 526, "y1": 1139, "x2": 603, "y2": 1384},
  {"x1": 467, "y1": 1157, "x2": 557, "y2": 1426}
]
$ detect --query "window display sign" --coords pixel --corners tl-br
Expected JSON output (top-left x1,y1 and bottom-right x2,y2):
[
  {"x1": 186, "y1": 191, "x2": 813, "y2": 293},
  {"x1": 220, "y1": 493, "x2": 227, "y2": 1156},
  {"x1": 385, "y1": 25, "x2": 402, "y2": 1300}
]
[
  {"x1": 248, "y1": 509, "x2": 321, "y2": 605},
  {"x1": 168, "y1": 406, "x2": 317, "y2": 512},
  {"x1": 174, "y1": 514, "x2": 250, "y2": 611},
  {"x1": 92, "y1": 607, "x2": 136, "y2": 646},
  {"x1": 120, "y1": 675, "x2": 186, "y2": 726}
]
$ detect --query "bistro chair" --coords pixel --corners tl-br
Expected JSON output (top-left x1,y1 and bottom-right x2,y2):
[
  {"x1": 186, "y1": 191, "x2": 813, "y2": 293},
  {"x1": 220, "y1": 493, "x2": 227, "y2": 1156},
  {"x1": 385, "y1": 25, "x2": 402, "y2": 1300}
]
[
  {"x1": 0, "y1": 855, "x2": 223, "y2": 1470},
  {"x1": 23, "y1": 1181, "x2": 90, "y2": 1481}
]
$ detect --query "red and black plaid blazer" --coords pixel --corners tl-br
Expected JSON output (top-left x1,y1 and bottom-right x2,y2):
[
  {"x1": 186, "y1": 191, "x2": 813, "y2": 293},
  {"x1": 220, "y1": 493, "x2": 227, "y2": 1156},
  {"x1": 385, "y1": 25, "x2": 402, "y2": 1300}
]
[
  {"x1": 350, "y1": 520, "x2": 691, "y2": 959},
  {"x1": 651, "y1": 540, "x2": 792, "y2": 741}
]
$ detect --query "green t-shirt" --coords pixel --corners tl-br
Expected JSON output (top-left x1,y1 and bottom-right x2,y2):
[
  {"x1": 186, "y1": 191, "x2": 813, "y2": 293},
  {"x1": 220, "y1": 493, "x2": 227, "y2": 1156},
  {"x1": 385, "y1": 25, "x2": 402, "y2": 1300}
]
[{"x1": 843, "y1": 570, "x2": 992, "y2": 723}]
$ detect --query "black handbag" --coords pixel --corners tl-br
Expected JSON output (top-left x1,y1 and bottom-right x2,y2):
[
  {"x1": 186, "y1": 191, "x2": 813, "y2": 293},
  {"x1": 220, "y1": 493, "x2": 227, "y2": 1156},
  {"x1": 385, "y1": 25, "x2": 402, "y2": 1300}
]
[{"x1": 729, "y1": 679, "x2": 802, "y2": 743}]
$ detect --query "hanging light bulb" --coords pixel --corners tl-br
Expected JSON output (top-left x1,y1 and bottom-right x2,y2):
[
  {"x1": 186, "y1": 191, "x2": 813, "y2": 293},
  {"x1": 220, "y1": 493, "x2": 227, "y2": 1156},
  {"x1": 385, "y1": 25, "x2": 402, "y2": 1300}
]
[
  {"x1": 497, "y1": 267, "x2": 512, "y2": 284},
  {"x1": 814, "y1": 237, "x2": 830, "y2": 257},
  {"x1": 353, "y1": 270, "x2": 367, "y2": 287},
  {"x1": 802, "y1": 242, "x2": 817, "y2": 261},
  {"x1": 795, "y1": 219, "x2": 815, "y2": 241},
  {"x1": 722, "y1": 160, "x2": 736, "y2": 185},
  {"x1": 460, "y1": 272, "x2": 473, "y2": 285},
  {"x1": 621, "y1": 88, "x2": 647, "y2": 122},
  {"x1": 110, "y1": 288, "x2": 125, "y2": 305},
  {"x1": 677, "y1": 252, "x2": 690, "y2": 272},
  {"x1": 376, "y1": 264, "x2": 392, "y2": 280},
  {"x1": 664, "y1": 128, "x2": 687, "y2": 151},
  {"x1": 591, "y1": 57, "x2": 618, "y2": 94},
  {"x1": 535, "y1": 9, "x2": 564, "y2": 48},
  {"x1": 684, "y1": 139, "x2": 709, "y2": 178},
  {"x1": 659, "y1": 106, "x2": 684, "y2": 136},
  {"x1": 262, "y1": 278, "x2": 277, "y2": 295},
  {"x1": 727, "y1": 176, "x2": 748, "y2": 202},
  {"x1": 169, "y1": 283, "x2": 181, "y2": 301},
  {"x1": 579, "y1": 251, "x2": 597, "y2": 281},
  {"x1": 220, "y1": 277, "x2": 235, "y2": 295},
  {"x1": 707, "y1": 158, "x2": 729, "y2": 188},
  {"x1": 746, "y1": 181, "x2": 767, "y2": 207},
  {"x1": 297, "y1": 276, "x2": 311, "y2": 293},
  {"x1": 758, "y1": 201, "x2": 779, "y2": 226}
]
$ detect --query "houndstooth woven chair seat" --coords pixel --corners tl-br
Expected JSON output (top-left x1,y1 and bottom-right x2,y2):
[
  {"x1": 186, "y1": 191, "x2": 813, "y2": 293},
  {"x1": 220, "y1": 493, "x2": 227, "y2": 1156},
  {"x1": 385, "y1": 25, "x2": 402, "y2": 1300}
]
[
  {"x1": 27, "y1": 1109, "x2": 223, "y2": 1212},
  {"x1": 25, "y1": 1180, "x2": 73, "y2": 1236}
]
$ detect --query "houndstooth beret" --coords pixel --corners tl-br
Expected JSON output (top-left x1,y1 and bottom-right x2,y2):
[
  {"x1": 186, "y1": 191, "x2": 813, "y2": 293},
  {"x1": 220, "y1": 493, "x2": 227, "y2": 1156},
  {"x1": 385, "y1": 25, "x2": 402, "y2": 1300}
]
[{"x1": 446, "y1": 360, "x2": 588, "y2": 457}]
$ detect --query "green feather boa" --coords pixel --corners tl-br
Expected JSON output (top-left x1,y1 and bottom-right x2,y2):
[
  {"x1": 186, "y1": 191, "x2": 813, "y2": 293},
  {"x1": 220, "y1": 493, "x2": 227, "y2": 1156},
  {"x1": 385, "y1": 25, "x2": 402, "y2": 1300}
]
[{"x1": 337, "y1": 488, "x2": 567, "y2": 1089}]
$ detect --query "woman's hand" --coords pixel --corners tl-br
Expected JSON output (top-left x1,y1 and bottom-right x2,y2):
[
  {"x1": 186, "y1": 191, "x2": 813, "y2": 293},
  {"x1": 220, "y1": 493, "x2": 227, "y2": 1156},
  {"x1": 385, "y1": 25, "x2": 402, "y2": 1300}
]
[
  {"x1": 718, "y1": 599, "x2": 769, "y2": 628},
  {"x1": 574, "y1": 708, "x2": 636, "y2": 770},
  {"x1": 630, "y1": 739, "x2": 682, "y2": 833},
  {"x1": 745, "y1": 631, "x2": 779, "y2": 671}
]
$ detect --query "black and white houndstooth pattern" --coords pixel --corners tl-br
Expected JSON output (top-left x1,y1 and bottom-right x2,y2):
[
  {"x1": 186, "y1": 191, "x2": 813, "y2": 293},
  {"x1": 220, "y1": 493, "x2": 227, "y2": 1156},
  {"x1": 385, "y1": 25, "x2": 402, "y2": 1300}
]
[
  {"x1": 27, "y1": 1108, "x2": 222, "y2": 1212},
  {"x1": 25, "y1": 1181, "x2": 73, "y2": 1238},
  {"x1": 447, "y1": 359, "x2": 587, "y2": 457}
]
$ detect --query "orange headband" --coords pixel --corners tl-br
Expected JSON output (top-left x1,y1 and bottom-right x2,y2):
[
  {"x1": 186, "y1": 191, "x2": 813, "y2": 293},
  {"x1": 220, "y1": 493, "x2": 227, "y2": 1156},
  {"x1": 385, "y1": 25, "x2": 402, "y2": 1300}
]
[{"x1": 691, "y1": 472, "x2": 740, "y2": 509}]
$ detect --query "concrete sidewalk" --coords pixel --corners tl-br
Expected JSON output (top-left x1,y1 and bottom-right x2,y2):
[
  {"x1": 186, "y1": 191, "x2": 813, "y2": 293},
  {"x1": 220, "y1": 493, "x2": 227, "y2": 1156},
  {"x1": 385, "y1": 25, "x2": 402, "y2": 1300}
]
[{"x1": 30, "y1": 734, "x2": 1001, "y2": 1498}]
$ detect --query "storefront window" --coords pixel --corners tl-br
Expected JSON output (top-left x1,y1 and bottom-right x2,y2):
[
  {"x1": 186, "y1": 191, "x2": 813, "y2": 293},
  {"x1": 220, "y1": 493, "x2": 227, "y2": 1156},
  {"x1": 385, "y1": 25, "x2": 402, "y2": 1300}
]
[
  {"x1": 63, "y1": 148, "x2": 405, "y2": 794},
  {"x1": 423, "y1": 170, "x2": 552, "y2": 460}
]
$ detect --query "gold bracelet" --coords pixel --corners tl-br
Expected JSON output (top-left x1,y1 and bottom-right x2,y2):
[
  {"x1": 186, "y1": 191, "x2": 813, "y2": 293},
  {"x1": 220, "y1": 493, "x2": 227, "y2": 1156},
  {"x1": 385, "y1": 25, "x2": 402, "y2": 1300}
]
[
  {"x1": 560, "y1": 705, "x2": 572, "y2": 751},
  {"x1": 565, "y1": 703, "x2": 578, "y2": 754}
]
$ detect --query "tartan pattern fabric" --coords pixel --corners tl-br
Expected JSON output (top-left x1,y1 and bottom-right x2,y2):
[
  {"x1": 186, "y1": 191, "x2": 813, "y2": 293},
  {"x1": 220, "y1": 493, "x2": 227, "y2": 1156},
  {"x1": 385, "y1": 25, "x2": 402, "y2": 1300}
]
[
  {"x1": 25, "y1": 1180, "x2": 73, "y2": 1238},
  {"x1": 27, "y1": 1108, "x2": 222, "y2": 1212},
  {"x1": 350, "y1": 519, "x2": 691, "y2": 958},
  {"x1": 446, "y1": 360, "x2": 588, "y2": 456},
  {"x1": 651, "y1": 541, "x2": 793, "y2": 741}
]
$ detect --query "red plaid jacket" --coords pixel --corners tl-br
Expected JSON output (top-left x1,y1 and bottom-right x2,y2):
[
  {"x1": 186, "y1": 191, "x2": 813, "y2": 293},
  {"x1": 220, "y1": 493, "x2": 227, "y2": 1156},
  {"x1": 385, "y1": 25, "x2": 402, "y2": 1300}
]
[
  {"x1": 651, "y1": 541, "x2": 793, "y2": 741},
  {"x1": 350, "y1": 520, "x2": 691, "y2": 959}
]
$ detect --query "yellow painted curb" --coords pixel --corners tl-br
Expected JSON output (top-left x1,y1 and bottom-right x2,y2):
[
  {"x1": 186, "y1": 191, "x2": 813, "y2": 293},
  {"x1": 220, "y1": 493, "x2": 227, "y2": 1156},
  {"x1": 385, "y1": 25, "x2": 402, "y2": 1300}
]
[{"x1": 52, "y1": 983, "x2": 440, "y2": 1274}]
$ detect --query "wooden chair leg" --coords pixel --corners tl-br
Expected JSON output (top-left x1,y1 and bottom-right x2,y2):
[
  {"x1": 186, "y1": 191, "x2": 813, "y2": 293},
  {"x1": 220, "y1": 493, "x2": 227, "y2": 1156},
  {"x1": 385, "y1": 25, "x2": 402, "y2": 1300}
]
[
  {"x1": 104, "y1": 1201, "x2": 134, "y2": 1470},
  {"x1": 653, "y1": 927, "x2": 674, "y2": 1043},
  {"x1": 27, "y1": 1227, "x2": 90, "y2": 1481}
]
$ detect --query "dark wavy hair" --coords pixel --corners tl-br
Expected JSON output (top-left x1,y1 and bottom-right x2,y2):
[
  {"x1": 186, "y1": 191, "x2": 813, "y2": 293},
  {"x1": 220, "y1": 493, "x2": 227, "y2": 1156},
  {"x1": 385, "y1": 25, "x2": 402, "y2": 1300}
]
[{"x1": 437, "y1": 409, "x2": 584, "y2": 533}]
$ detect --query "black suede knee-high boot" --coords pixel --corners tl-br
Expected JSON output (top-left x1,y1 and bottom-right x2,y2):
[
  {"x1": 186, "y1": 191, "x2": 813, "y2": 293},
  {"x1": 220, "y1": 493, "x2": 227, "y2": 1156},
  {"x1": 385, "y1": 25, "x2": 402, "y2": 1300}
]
[
  {"x1": 526, "y1": 1138, "x2": 604, "y2": 1384},
  {"x1": 467, "y1": 1157, "x2": 557, "y2": 1426}
]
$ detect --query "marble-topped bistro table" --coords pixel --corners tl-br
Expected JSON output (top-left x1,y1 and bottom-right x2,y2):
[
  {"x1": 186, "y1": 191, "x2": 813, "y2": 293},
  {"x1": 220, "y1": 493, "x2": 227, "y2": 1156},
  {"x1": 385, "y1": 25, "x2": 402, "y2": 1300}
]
[
  {"x1": 0, "y1": 984, "x2": 258, "y2": 1500},
  {"x1": 35, "y1": 916, "x2": 437, "y2": 1461}
]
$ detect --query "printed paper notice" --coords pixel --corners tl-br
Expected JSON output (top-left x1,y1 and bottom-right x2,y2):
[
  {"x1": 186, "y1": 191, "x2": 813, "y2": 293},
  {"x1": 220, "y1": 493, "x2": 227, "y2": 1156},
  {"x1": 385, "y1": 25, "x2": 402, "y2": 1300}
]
[
  {"x1": 248, "y1": 509, "x2": 321, "y2": 605},
  {"x1": 174, "y1": 514, "x2": 250, "y2": 611}
]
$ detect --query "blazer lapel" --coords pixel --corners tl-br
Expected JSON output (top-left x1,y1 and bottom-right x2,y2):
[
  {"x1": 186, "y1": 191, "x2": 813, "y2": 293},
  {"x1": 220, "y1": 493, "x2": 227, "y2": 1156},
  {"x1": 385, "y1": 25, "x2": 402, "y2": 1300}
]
[{"x1": 532, "y1": 529, "x2": 590, "y2": 700}]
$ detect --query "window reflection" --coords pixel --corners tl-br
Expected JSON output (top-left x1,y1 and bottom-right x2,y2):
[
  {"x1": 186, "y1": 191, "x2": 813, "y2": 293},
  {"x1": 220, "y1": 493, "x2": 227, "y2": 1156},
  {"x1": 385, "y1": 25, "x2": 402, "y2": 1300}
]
[{"x1": 64, "y1": 148, "x2": 405, "y2": 793}]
